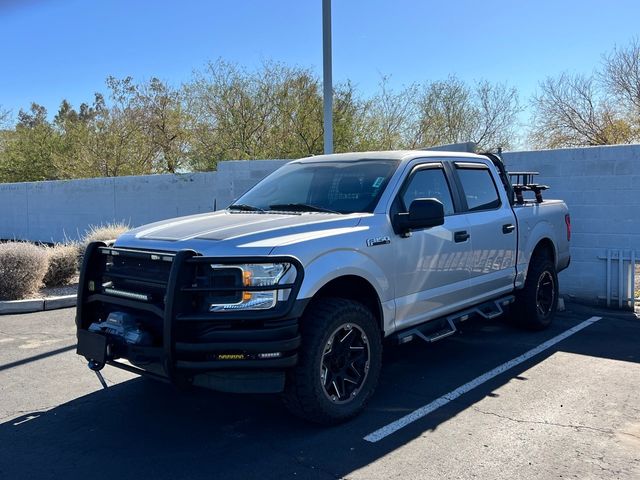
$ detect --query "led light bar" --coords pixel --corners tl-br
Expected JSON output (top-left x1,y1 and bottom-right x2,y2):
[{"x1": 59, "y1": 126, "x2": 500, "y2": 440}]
[
  {"x1": 104, "y1": 287, "x2": 149, "y2": 302},
  {"x1": 258, "y1": 352, "x2": 282, "y2": 359}
]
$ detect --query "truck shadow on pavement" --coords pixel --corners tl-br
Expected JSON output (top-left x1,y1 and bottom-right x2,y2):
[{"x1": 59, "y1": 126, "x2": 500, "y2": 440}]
[{"x1": 0, "y1": 305, "x2": 638, "y2": 480}]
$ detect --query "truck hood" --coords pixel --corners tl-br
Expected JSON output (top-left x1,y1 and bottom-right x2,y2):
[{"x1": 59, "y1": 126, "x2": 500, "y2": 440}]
[{"x1": 115, "y1": 210, "x2": 367, "y2": 255}]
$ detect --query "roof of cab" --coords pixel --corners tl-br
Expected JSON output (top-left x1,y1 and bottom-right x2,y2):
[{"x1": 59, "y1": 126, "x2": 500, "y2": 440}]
[{"x1": 293, "y1": 150, "x2": 487, "y2": 163}]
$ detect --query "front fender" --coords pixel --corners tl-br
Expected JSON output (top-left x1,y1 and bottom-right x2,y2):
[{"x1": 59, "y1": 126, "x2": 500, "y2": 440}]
[
  {"x1": 297, "y1": 249, "x2": 391, "y2": 301},
  {"x1": 293, "y1": 249, "x2": 395, "y2": 332}
]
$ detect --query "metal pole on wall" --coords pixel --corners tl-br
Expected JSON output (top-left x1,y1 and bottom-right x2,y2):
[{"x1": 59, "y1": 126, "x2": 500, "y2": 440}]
[{"x1": 322, "y1": 0, "x2": 333, "y2": 154}]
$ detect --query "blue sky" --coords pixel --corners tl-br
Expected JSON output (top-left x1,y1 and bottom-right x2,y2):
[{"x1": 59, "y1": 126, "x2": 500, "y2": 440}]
[{"x1": 1, "y1": 0, "x2": 639, "y2": 121}]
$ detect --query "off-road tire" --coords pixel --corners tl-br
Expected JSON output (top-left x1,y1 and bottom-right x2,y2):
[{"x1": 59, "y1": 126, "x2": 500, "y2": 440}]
[
  {"x1": 513, "y1": 254, "x2": 559, "y2": 330},
  {"x1": 282, "y1": 297, "x2": 382, "y2": 424}
]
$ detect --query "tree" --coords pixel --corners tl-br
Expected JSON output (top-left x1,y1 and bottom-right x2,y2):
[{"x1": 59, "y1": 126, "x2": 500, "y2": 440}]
[
  {"x1": 0, "y1": 60, "x2": 525, "y2": 181},
  {"x1": 183, "y1": 60, "x2": 365, "y2": 168},
  {"x1": 602, "y1": 38, "x2": 640, "y2": 141},
  {"x1": 54, "y1": 78, "x2": 159, "y2": 178},
  {"x1": 0, "y1": 103, "x2": 61, "y2": 182},
  {"x1": 602, "y1": 38, "x2": 640, "y2": 114},
  {"x1": 529, "y1": 39, "x2": 640, "y2": 149},
  {"x1": 332, "y1": 81, "x2": 371, "y2": 153},
  {"x1": 133, "y1": 78, "x2": 190, "y2": 173},
  {"x1": 50, "y1": 78, "x2": 190, "y2": 178},
  {"x1": 268, "y1": 66, "x2": 324, "y2": 157},
  {"x1": 51, "y1": 99, "x2": 95, "y2": 179},
  {"x1": 358, "y1": 77, "x2": 420, "y2": 150},
  {"x1": 0, "y1": 106, "x2": 10, "y2": 128},
  {"x1": 0, "y1": 106, "x2": 13, "y2": 171},
  {"x1": 414, "y1": 76, "x2": 521, "y2": 151},
  {"x1": 96, "y1": 76, "x2": 156, "y2": 176},
  {"x1": 529, "y1": 73, "x2": 634, "y2": 148},
  {"x1": 184, "y1": 60, "x2": 278, "y2": 169}
]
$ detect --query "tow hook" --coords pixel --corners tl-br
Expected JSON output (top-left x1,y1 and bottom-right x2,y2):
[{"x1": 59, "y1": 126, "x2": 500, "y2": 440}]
[{"x1": 88, "y1": 359, "x2": 109, "y2": 390}]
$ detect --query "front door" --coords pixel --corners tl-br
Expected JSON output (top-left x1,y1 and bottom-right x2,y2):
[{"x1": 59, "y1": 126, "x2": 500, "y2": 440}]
[{"x1": 392, "y1": 163, "x2": 472, "y2": 330}]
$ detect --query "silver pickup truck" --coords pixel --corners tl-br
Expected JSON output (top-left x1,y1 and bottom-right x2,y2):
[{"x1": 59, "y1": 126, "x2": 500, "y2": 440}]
[{"x1": 76, "y1": 150, "x2": 570, "y2": 423}]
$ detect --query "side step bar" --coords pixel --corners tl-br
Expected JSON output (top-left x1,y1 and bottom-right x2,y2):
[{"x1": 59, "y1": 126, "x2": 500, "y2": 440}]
[{"x1": 394, "y1": 295, "x2": 515, "y2": 345}]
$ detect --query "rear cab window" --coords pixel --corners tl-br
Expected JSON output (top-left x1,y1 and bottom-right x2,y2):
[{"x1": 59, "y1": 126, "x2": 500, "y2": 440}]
[{"x1": 455, "y1": 162, "x2": 502, "y2": 212}]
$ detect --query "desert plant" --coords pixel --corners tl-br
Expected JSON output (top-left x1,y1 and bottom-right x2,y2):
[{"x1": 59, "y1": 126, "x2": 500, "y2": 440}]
[
  {"x1": 82, "y1": 222, "x2": 130, "y2": 245},
  {"x1": 43, "y1": 243, "x2": 79, "y2": 287},
  {"x1": 78, "y1": 222, "x2": 131, "y2": 258},
  {"x1": 0, "y1": 242, "x2": 49, "y2": 300}
]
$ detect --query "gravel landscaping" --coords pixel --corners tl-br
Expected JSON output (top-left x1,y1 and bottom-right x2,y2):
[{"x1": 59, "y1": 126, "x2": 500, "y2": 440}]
[{"x1": 38, "y1": 280, "x2": 78, "y2": 299}]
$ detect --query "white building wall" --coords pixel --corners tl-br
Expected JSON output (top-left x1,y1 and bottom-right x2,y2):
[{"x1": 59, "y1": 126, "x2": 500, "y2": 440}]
[
  {"x1": 0, "y1": 160, "x2": 287, "y2": 243},
  {"x1": 503, "y1": 144, "x2": 640, "y2": 305}
]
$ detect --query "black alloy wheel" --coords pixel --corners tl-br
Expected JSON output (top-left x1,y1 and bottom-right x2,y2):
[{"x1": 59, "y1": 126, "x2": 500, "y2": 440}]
[
  {"x1": 513, "y1": 253, "x2": 559, "y2": 330},
  {"x1": 536, "y1": 270, "x2": 556, "y2": 318},
  {"x1": 320, "y1": 323, "x2": 370, "y2": 404},
  {"x1": 283, "y1": 297, "x2": 382, "y2": 424}
]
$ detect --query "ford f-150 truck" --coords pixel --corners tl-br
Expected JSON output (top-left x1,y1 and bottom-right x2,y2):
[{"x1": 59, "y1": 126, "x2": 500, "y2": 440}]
[{"x1": 76, "y1": 150, "x2": 570, "y2": 423}]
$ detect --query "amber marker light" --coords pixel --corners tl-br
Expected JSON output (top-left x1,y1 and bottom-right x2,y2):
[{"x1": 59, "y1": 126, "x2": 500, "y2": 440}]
[{"x1": 243, "y1": 270, "x2": 253, "y2": 301}]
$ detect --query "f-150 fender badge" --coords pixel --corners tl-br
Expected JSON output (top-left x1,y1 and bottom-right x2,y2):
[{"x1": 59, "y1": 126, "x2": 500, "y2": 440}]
[{"x1": 366, "y1": 236, "x2": 391, "y2": 247}]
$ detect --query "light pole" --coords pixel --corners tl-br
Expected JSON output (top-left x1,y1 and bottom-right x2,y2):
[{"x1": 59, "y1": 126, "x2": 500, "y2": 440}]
[{"x1": 322, "y1": 0, "x2": 333, "y2": 154}]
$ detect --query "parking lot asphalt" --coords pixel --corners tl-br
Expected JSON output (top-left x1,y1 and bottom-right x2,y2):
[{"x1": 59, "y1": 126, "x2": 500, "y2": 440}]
[{"x1": 0, "y1": 304, "x2": 638, "y2": 480}]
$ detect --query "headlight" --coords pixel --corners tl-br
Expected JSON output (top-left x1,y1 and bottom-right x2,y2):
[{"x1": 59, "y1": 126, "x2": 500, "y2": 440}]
[{"x1": 208, "y1": 263, "x2": 291, "y2": 312}]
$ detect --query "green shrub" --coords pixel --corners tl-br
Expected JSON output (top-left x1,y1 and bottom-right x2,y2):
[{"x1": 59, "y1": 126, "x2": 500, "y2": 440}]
[
  {"x1": 0, "y1": 242, "x2": 49, "y2": 300},
  {"x1": 43, "y1": 243, "x2": 79, "y2": 287}
]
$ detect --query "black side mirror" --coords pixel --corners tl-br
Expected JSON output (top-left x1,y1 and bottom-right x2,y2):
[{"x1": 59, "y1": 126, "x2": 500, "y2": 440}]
[{"x1": 394, "y1": 198, "x2": 445, "y2": 235}]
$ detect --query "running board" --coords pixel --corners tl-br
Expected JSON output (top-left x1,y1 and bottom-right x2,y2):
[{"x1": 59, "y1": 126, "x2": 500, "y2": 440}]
[{"x1": 394, "y1": 295, "x2": 515, "y2": 345}]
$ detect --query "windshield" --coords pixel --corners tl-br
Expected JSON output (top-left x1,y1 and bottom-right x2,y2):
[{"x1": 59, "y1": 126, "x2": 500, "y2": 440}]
[{"x1": 231, "y1": 160, "x2": 398, "y2": 214}]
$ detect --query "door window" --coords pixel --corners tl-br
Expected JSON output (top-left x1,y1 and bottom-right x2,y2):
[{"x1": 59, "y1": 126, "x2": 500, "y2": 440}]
[
  {"x1": 457, "y1": 168, "x2": 501, "y2": 211},
  {"x1": 401, "y1": 168, "x2": 455, "y2": 216}
]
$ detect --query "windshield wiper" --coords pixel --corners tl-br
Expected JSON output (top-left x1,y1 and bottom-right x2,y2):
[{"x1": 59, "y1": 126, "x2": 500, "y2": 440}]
[
  {"x1": 269, "y1": 203, "x2": 340, "y2": 214},
  {"x1": 228, "y1": 203, "x2": 265, "y2": 212}
]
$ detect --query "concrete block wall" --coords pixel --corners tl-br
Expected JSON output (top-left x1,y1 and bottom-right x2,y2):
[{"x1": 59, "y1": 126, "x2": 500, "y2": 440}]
[
  {"x1": 503, "y1": 144, "x2": 640, "y2": 304},
  {"x1": 0, "y1": 160, "x2": 287, "y2": 244},
  {"x1": 213, "y1": 159, "x2": 288, "y2": 209}
]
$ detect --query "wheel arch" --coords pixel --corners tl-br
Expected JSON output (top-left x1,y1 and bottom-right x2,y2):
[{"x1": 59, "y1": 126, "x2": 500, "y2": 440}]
[
  {"x1": 517, "y1": 236, "x2": 558, "y2": 288},
  {"x1": 532, "y1": 237, "x2": 556, "y2": 264},
  {"x1": 516, "y1": 216, "x2": 561, "y2": 289},
  {"x1": 303, "y1": 275, "x2": 385, "y2": 333},
  {"x1": 513, "y1": 236, "x2": 559, "y2": 330}
]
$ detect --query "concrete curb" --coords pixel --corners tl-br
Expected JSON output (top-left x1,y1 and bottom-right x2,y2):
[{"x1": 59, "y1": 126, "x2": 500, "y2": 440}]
[{"x1": 0, "y1": 294, "x2": 76, "y2": 315}]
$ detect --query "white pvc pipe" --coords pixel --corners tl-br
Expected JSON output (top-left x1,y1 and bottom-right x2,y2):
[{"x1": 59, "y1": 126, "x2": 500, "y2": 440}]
[
  {"x1": 632, "y1": 250, "x2": 637, "y2": 303},
  {"x1": 618, "y1": 249, "x2": 623, "y2": 309},
  {"x1": 606, "y1": 250, "x2": 611, "y2": 307}
]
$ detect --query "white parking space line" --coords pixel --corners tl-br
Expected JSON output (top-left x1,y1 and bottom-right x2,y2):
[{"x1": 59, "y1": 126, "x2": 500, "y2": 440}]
[{"x1": 364, "y1": 316, "x2": 603, "y2": 443}]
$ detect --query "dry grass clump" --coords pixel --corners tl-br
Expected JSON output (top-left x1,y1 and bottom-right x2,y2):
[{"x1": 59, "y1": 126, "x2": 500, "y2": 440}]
[
  {"x1": 0, "y1": 242, "x2": 49, "y2": 300},
  {"x1": 83, "y1": 222, "x2": 130, "y2": 245},
  {"x1": 79, "y1": 222, "x2": 130, "y2": 257},
  {"x1": 43, "y1": 243, "x2": 80, "y2": 287}
]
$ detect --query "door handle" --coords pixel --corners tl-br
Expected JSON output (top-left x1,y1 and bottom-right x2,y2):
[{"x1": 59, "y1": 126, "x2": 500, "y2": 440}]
[
  {"x1": 454, "y1": 231, "x2": 470, "y2": 243},
  {"x1": 502, "y1": 224, "x2": 516, "y2": 234}
]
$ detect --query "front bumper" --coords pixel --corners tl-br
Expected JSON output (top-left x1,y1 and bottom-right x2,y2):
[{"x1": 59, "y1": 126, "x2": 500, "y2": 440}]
[{"x1": 76, "y1": 242, "x2": 306, "y2": 392}]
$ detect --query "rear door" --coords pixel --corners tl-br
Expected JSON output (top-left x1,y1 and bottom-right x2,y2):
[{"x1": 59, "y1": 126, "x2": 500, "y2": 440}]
[
  {"x1": 452, "y1": 161, "x2": 517, "y2": 302},
  {"x1": 391, "y1": 162, "x2": 472, "y2": 330}
]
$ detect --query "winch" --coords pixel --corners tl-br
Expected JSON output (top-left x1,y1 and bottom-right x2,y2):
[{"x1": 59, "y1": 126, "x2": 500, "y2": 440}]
[{"x1": 88, "y1": 311, "x2": 154, "y2": 347}]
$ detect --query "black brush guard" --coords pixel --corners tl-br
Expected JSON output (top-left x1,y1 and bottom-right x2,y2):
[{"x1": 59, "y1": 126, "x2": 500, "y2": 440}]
[{"x1": 75, "y1": 242, "x2": 305, "y2": 387}]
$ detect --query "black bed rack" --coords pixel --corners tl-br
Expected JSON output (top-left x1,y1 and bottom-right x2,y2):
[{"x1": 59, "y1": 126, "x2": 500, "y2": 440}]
[{"x1": 509, "y1": 171, "x2": 548, "y2": 204}]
